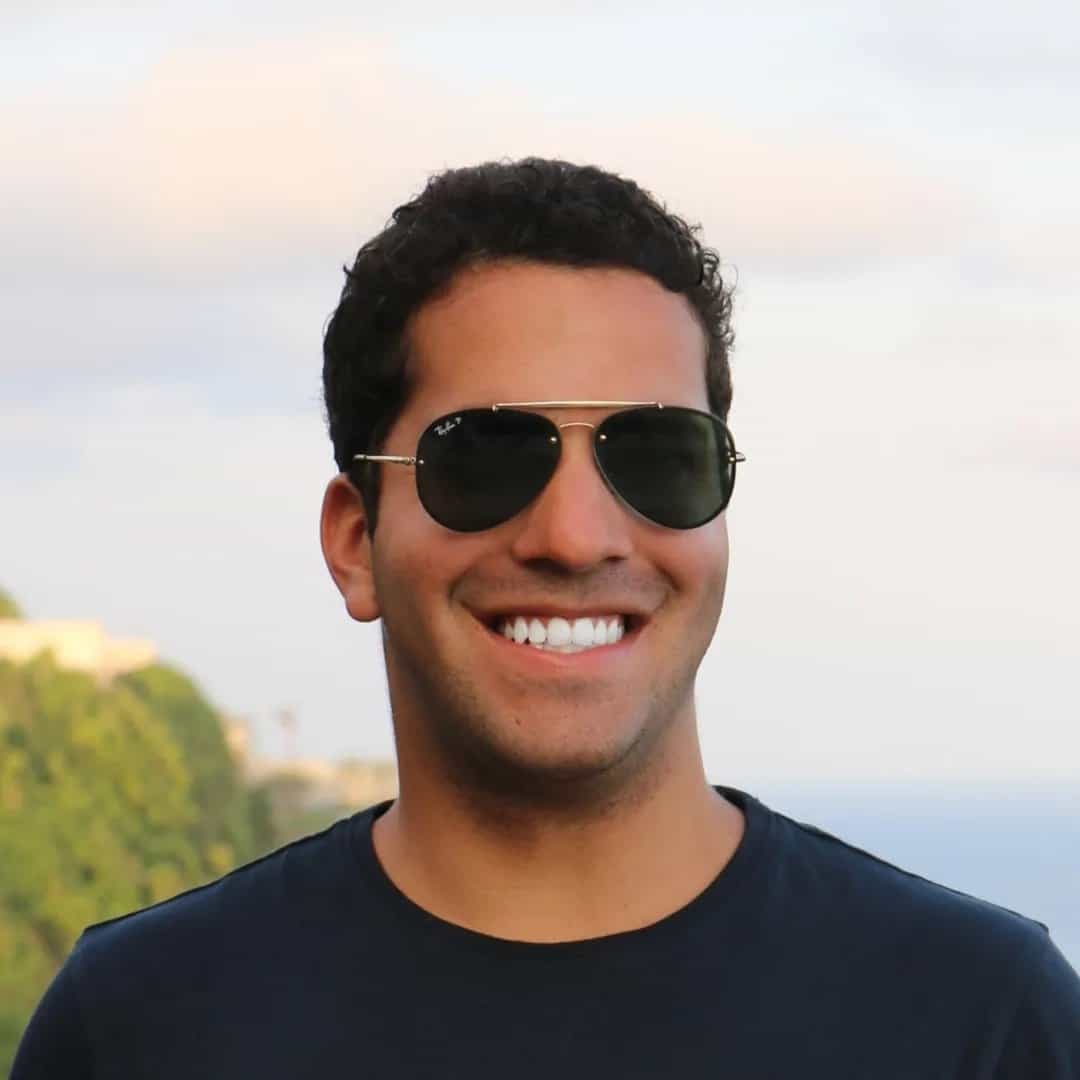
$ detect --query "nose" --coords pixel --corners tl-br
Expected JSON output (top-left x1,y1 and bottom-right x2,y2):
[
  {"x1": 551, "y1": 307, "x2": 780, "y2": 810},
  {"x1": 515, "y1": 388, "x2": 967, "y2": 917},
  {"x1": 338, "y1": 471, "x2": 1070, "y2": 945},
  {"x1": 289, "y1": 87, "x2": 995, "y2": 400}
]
[{"x1": 508, "y1": 422, "x2": 634, "y2": 571}]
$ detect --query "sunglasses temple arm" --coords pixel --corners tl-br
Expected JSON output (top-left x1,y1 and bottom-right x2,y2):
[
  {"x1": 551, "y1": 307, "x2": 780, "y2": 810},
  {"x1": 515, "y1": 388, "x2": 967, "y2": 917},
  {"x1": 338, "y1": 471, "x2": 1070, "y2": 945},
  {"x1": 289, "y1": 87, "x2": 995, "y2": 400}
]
[{"x1": 352, "y1": 454, "x2": 418, "y2": 467}]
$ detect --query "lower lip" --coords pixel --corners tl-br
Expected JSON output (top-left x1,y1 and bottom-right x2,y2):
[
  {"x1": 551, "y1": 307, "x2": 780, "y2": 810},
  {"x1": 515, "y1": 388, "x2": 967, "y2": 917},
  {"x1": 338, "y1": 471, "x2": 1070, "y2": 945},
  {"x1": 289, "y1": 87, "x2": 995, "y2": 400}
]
[{"x1": 476, "y1": 619, "x2": 640, "y2": 672}]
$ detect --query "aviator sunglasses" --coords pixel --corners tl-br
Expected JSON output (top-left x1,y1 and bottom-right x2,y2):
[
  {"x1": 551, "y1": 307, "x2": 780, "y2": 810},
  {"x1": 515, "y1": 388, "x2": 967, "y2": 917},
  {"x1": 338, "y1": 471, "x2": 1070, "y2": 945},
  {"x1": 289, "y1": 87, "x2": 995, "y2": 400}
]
[{"x1": 352, "y1": 401, "x2": 746, "y2": 533}]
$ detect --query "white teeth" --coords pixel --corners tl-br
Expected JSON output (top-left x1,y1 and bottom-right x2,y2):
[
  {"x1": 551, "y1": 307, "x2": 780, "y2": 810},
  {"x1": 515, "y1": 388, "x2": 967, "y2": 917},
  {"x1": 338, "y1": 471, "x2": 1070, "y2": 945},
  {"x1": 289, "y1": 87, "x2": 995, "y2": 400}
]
[{"x1": 495, "y1": 614, "x2": 626, "y2": 652}]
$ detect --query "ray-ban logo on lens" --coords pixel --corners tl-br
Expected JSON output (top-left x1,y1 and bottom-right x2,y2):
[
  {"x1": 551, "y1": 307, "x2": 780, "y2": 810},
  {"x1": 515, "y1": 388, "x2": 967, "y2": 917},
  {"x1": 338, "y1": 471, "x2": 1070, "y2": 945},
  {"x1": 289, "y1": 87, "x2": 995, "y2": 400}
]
[{"x1": 435, "y1": 417, "x2": 462, "y2": 436}]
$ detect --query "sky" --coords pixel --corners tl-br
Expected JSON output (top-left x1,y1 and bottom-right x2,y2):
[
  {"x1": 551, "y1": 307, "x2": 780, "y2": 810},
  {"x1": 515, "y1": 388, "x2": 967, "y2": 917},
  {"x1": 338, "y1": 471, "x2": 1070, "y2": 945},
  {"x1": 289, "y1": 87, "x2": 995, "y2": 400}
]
[{"x1": 3, "y1": 3, "x2": 1078, "y2": 792}]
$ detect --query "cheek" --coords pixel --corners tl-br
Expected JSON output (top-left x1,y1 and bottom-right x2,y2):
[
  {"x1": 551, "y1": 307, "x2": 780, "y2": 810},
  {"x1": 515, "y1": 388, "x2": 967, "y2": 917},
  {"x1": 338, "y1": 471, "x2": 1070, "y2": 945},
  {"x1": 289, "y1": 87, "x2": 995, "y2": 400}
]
[
  {"x1": 675, "y1": 524, "x2": 730, "y2": 661},
  {"x1": 708, "y1": 520, "x2": 731, "y2": 597},
  {"x1": 374, "y1": 538, "x2": 442, "y2": 622},
  {"x1": 370, "y1": 501, "x2": 485, "y2": 630},
  {"x1": 659, "y1": 518, "x2": 730, "y2": 603},
  {"x1": 370, "y1": 486, "x2": 437, "y2": 622}
]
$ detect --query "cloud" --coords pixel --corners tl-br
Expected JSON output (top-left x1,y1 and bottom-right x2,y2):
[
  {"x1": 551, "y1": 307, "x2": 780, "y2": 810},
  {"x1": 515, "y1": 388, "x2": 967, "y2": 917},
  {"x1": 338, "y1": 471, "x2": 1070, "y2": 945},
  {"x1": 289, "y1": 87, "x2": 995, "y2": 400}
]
[
  {"x1": 958, "y1": 422, "x2": 1080, "y2": 473},
  {"x1": 1, "y1": 31, "x2": 982, "y2": 285},
  {"x1": 861, "y1": 5, "x2": 1080, "y2": 90},
  {"x1": 0, "y1": 383, "x2": 392, "y2": 760}
]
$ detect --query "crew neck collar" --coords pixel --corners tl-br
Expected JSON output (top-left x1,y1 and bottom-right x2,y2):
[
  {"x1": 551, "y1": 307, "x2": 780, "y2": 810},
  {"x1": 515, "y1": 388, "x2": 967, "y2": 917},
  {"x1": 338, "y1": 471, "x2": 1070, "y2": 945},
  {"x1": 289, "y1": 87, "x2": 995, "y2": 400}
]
[{"x1": 347, "y1": 784, "x2": 772, "y2": 958}]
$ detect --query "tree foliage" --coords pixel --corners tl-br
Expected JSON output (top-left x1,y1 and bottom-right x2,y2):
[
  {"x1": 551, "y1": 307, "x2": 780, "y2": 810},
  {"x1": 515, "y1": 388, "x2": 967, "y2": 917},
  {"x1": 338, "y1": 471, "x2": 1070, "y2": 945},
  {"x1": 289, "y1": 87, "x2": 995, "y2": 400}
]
[
  {"x1": 0, "y1": 654, "x2": 276, "y2": 1072},
  {"x1": 0, "y1": 587, "x2": 23, "y2": 619},
  {"x1": 119, "y1": 665, "x2": 276, "y2": 875}
]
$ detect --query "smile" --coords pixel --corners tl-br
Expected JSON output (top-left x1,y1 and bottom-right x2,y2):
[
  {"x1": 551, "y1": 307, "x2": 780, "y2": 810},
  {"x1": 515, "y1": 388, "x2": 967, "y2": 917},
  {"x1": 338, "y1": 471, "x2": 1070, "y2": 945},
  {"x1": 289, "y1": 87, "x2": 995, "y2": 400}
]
[{"x1": 495, "y1": 614, "x2": 625, "y2": 653}]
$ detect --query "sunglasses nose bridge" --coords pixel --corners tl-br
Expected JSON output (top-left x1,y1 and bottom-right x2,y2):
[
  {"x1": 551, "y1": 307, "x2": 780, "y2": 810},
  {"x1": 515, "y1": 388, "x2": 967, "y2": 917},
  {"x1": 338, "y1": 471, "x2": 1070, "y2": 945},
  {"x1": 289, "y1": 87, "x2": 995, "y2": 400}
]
[
  {"x1": 552, "y1": 419, "x2": 602, "y2": 477},
  {"x1": 555, "y1": 420, "x2": 598, "y2": 458},
  {"x1": 507, "y1": 417, "x2": 634, "y2": 567}
]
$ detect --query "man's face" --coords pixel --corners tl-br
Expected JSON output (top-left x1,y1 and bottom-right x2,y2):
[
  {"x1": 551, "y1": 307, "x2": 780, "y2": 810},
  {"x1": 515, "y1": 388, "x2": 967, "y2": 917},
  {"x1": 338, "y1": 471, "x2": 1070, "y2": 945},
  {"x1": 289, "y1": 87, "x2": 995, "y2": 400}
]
[{"x1": 340, "y1": 261, "x2": 730, "y2": 798}]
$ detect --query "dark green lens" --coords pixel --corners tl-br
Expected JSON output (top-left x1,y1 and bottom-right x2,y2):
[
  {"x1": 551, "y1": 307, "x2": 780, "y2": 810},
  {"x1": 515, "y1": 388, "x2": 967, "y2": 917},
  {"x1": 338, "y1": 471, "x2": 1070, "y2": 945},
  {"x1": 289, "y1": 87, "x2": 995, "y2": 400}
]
[
  {"x1": 594, "y1": 406, "x2": 735, "y2": 528},
  {"x1": 416, "y1": 409, "x2": 560, "y2": 531}
]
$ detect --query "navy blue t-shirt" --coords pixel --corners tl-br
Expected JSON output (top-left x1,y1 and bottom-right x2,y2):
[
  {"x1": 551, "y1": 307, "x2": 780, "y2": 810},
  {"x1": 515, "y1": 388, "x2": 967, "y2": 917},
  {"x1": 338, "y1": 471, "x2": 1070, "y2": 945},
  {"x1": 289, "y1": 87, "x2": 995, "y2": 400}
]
[{"x1": 13, "y1": 786, "x2": 1080, "y2": 1077}]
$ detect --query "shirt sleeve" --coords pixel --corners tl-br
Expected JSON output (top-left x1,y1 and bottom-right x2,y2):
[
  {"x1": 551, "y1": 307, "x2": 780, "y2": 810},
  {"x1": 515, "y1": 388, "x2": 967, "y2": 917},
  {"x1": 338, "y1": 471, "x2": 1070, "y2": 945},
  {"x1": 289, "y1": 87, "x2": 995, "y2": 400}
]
[
  {"x1": 10, "y1": 961, "x2": 96, "y2": 1080},
  {"x1": 995, "y1": 931, "x2": 1080, "y2": 1078}
]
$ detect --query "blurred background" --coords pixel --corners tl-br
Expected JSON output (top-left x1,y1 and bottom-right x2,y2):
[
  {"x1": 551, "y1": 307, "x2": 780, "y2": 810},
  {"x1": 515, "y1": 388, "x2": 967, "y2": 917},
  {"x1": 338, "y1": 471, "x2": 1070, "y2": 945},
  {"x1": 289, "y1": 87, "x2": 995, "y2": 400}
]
[{"x1": 2, "y1": 2, "x2": 1078, "y2": 1065}]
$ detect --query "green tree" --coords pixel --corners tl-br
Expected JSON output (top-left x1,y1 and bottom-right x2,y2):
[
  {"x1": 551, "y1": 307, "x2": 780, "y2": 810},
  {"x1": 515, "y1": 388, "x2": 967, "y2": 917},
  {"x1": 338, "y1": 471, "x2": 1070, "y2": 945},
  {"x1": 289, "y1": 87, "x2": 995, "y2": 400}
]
[
  {"x1": 0, "y1": 587, "x2": 23, "y2": 619},
  {"x1": 0, "y1": 656, "x2": 200, "y2": 950},
  {"x1": 119, "y1": 665, "x2": 275, "y2": 873},
  {"x1": 0, "y1": 654, "x2": 279, "y2": 1072}
]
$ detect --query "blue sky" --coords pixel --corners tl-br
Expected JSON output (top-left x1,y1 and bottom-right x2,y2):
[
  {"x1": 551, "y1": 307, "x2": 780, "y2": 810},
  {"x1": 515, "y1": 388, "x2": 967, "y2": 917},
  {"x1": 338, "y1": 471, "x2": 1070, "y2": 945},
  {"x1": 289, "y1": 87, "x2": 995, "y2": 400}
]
[{"x1": 3, "y1": 4, "x2": 1078, "y2": 787}]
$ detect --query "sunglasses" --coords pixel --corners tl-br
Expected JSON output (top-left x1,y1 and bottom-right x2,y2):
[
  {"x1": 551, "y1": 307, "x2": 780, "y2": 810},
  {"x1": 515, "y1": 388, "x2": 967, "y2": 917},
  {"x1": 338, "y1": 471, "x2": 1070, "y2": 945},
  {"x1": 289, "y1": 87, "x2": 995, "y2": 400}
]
[{"x1": 352, "y1": 400, "x2": 745, "y2": 533}]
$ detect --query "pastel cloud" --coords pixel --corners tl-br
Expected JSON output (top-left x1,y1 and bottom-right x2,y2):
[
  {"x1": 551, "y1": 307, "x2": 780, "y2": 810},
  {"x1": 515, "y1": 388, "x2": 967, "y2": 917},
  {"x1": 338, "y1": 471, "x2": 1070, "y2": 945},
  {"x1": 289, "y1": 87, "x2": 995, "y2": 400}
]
[{"x1": 2, "y1": 33, "x2": 980, "y2": 280}]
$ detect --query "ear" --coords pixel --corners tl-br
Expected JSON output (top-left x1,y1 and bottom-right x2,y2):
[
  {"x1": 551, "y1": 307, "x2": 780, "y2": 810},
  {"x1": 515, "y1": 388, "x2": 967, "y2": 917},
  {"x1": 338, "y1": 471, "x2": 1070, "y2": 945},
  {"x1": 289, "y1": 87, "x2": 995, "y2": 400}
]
[{"x1": 320, "y1": 474, "x2": 380, "y2": 623}]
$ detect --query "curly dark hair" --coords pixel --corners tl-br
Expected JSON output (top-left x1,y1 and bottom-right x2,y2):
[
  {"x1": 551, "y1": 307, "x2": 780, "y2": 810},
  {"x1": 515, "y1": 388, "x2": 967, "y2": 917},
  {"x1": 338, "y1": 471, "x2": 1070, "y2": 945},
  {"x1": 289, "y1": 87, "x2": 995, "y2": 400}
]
[{"x1": 322, "y1": 157, "x2": 735, "y2": 532}]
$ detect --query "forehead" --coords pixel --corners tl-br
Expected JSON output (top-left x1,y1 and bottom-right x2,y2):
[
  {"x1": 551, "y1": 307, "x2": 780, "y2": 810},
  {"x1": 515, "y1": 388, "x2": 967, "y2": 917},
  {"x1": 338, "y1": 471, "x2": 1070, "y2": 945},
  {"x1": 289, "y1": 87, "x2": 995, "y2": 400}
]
[{"x1": 402, "y1": 261, "x2": 709, "y2": 415}]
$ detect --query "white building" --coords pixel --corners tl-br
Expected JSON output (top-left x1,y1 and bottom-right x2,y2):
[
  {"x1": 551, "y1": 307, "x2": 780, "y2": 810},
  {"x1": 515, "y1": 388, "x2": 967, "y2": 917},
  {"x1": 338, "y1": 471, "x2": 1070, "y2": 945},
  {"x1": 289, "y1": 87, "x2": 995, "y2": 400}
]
[{"x1": 0, "y1": 618, "x2": 157, "y2": 683}]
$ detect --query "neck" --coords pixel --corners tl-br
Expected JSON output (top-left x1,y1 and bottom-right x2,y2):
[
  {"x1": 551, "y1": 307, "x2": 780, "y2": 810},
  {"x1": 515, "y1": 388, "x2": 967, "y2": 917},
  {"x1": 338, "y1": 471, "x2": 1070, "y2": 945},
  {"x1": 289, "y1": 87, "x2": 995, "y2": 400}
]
[{"x1": 371, "y1": 718, "x2": 744, "y2": 943}]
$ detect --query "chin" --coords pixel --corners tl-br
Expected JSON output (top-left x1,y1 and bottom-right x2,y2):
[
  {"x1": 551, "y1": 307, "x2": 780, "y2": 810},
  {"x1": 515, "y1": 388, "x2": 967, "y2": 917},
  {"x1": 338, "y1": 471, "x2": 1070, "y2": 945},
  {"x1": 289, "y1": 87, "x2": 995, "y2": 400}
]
[{"x1": 440, "y1": 703, "x2": 667, "y2": 807}]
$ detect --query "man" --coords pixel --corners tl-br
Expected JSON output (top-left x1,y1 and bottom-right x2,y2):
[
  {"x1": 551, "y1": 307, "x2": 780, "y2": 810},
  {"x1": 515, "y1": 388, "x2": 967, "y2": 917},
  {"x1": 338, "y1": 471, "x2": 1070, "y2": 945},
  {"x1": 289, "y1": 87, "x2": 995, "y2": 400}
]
[{"x1": 14, "y1": 158, "x2": 1080, "y2": 1076}]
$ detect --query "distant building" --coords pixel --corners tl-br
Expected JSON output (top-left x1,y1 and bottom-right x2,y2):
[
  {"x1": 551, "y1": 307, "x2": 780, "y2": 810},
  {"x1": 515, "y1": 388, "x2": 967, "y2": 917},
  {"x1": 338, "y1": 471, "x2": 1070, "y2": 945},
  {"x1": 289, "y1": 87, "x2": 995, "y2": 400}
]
[
  {"x1": 250, "y1": 757, "x2": 398, "y2": 810},
  {"x1": 0, "y1": 618, "x2": 156, "y2": 683},
  {"x1": 224, "y1": 716, "x2": 398, "y2": 810}
]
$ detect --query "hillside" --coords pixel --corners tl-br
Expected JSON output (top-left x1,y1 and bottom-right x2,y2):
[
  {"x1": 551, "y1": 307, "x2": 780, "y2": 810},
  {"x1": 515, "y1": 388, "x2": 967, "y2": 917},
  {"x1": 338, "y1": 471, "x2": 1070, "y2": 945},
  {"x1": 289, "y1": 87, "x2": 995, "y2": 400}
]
[{"x1": 0, "y1": 588, "x2": 379, "y2": 1073}]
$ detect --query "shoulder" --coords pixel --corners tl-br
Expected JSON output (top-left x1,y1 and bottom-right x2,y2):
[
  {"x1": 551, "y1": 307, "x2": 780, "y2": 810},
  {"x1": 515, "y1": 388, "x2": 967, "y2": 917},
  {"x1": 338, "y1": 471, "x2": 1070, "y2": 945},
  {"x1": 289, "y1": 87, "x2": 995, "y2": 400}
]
[
  {"x1": 69, "y1": 809, "x2": 372, "y2": 998},
  {"x1": 14, "y1": 808, "x2": 388, "y2": 1075},
  {"x1": 759, "y1": 800, "x2": 1071, "y2": 1002},
  {"x1": 733, "y1": 791, "x2": 1080, "y2": 1070},
  {"x1": 770, "y1": 804, "x2": 1050, "y2": 953},
  {"x1": 995, "y1": 924, "x2": 1080, "y2": 1074}
]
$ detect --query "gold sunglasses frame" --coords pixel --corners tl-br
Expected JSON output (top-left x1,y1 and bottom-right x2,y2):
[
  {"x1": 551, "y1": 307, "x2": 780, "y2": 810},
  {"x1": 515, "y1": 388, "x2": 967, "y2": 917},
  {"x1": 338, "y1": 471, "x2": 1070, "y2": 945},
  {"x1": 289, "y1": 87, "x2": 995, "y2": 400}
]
[{"x1": 352, "y1": 401, "x2": 746, "y2": 469}]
